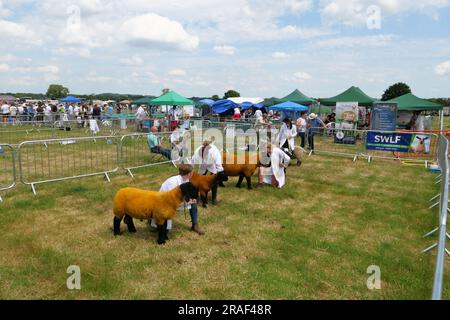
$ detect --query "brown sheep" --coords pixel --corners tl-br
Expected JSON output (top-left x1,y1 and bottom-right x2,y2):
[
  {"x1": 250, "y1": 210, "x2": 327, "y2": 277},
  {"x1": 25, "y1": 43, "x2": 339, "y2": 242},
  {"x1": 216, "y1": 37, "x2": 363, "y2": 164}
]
[
  {"x1": 189, "y1": 172, "x2": 228, "y2": 208},
  {"x1": 222, "y1": 153, "x2": 261, "y2": 190},
  {"x1": 223, "y1": 148, "x2": 304, "y2": 189},
  {"x1": 113, "y1": 182, "x2": 198, "y2": 245}
]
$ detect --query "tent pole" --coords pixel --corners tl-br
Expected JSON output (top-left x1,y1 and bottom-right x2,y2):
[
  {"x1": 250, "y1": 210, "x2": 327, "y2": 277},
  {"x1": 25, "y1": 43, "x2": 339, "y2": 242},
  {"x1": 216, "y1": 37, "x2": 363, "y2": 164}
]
[{"x1": 439, "y1": 109, "x2": 444, "y2": 131}]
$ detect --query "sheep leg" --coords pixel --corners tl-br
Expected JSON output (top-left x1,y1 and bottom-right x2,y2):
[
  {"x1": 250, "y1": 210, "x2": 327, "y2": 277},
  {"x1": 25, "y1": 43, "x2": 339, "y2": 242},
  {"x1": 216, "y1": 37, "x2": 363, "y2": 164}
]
[
  {"x1": 113, "y1": 216, "x2": 123, "y2": 236},
  {"x1": 201, "y1": 191, "x2": 208, "y2": 208},
  {"x1": 236, "y1": 174, "x2": 244, "y2": 188},
  {"x1": 124, "y1": 215, "x2": 137, "y2": 233},
  {"x1": 245, "y1": 176, "x2": 252, "y2": 190},
  {"x1": 157, "y1": 222, "x2": 167, "y2": 245}
]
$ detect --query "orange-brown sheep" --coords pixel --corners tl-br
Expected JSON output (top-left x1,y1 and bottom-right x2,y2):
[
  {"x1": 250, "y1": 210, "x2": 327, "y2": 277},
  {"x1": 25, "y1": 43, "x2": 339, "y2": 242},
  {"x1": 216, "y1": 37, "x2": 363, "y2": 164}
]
[
  {"x1": 222, "y1": 153, "x2": 260, "y2": 190},
  {"x1": 113, "y1": 182, "x2": 198, "y2": 245},
  {"x1": 189, "y1": 172, "x2": 228, "y2": 208}
]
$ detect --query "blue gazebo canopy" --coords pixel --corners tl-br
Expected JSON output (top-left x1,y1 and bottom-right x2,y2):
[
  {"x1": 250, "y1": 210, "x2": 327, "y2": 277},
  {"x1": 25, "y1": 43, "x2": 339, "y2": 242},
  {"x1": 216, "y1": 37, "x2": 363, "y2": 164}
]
[
  {"x1": 212, "y1": 99, "x2": 239, "y2": 114},
  {"x1": 199, "y1": 99, "x2": 215, "y2": 106},
  {"x1": 60, "y1": 96, "x2": 81, "y2": 103},
  {"x1": 269, "y1": 101, "x2": 309, "y2": 112},
  {"x1": 240, "y1": 101, "x2": 265, "y2": 111}
]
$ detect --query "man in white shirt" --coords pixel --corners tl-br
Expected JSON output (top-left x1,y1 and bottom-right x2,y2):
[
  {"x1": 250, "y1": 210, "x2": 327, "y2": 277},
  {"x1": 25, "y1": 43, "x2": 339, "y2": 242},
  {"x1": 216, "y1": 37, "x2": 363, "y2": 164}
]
[
  {"x1": 135, "y1": 105, "x2": 147, "y2": 132},
  {"x1": 1, "y1": 102, "x2": 10, "y2": 123},
  {"x1": 296, "y1": 112, "x2": 308, "y2": 148},
  {"x1": 191, "y1": 139, "x2": 225, "y2": 205},
  {"x1": 150, "y1": 164, "x2": 205, "y2": 236}
]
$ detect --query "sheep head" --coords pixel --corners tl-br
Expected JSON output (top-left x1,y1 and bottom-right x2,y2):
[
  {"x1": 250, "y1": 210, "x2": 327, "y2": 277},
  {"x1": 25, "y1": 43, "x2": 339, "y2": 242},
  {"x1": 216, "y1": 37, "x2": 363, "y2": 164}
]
[
  {"x1": 216, "y1": 171, "x2": 229, "y2": 183},
  {"x1": 179, "y1": 182, "x2": 199, "y2": 203}
]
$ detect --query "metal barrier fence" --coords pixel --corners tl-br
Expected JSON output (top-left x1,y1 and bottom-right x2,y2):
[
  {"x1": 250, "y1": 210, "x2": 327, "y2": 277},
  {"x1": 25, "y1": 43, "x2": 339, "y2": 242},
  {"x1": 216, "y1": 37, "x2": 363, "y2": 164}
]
[
  {"x1": 120, "y1": 132, "x2": 175, "y2": 178},
  {"x1": 0, "y1": 144, "x2": 16, "y2": 202},
  {"x1": 307, "y1": 127, "x2": 439, "y2": 164},
  {"x1": 424, "y1": 134, "x2": 450, "y2": 300},
  {"x1": 18, "y1": 136, "x2": 119, "y2": 195}
]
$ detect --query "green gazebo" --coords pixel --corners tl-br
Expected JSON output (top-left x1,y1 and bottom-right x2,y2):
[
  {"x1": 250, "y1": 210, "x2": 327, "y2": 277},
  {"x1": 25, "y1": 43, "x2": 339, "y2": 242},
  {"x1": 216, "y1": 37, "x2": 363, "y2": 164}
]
[
  {"x1": 276, "y1": 89, "x2": 316, "y2": 106},
  {"x1": 320, "y1": 86, "x2": 376, "y2": 107},
  {"x1": 151, "y1": 91, "x2": 194, "y2": 106},
  {"x1": 385, "y1": 93, "x2": 443, "y2": 111}
]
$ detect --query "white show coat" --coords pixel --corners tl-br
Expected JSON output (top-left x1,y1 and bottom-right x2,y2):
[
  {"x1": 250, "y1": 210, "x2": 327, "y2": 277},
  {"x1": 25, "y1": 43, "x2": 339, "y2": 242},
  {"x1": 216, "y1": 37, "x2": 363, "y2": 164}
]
[
  {"x1": 151, "y1": 175, "x2": 190, "y2": 230},
  {"x1": 279, "y1": 124, "x2": 298, "y2": 150},
  {"x1": 192, "y1": 144, "x2": 224, "y2": 174},
  {"x1": 272, "y1": 147, "x2": 291, "y2": 188}
]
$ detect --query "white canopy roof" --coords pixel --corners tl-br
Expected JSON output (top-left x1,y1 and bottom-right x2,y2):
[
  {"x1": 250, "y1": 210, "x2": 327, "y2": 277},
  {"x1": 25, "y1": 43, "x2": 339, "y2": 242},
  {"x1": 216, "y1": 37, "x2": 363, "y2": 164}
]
[{"x1": 228, "y1": 97, "x2": 264, "y2": 104}]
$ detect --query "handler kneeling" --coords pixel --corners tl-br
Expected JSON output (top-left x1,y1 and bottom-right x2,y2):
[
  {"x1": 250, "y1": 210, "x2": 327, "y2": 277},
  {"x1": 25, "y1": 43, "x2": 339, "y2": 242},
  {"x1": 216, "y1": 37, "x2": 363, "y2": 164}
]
[{"x1": 151, "y1": 164, "x2": 205, "y2": 235}]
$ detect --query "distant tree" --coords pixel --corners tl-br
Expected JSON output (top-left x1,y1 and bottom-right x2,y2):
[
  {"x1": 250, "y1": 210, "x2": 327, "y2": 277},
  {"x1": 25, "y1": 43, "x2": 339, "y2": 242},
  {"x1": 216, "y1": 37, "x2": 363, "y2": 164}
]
[
  {"x1": 211, "y1": 95, "x2": 220, "y2": 101},
  {"x1": 224, "y1": 90, "x2": 240, "y2": 99},
  {"x1": 46, "y1": 84, "x2": 70, "y2": 100},
  {"x1": 381, "y1": 82, "x2": 411, "y2": 101}
]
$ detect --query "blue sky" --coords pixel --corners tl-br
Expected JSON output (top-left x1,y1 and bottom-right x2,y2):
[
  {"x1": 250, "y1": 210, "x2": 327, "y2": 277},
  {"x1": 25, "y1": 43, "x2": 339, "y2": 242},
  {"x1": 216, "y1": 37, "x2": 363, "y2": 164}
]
[{"x1": 0, "y1": 0, "x2": 449, "y2": 99}]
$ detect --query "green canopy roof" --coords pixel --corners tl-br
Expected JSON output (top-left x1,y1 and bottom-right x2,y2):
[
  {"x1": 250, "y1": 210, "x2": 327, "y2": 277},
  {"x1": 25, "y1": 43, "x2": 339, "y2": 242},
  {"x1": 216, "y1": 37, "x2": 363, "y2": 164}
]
[
  {"x1": 261, "y1": 97, "x2": 279, "y2": 107},
  {"x1": 320, "y1": 86, "x2": 376, "y2": 107},
  {"x1": 276, "y1": 89, "x2": 315, "y2": 105},
  {"x1": 151, "y1": 91, "x2": 194, "y2": 106},
  {"x1": 311, "y1": 105, "x2": 333, "y2": 115},
  {"x1": 132, "y1": 97, "x2": 155, "y2": 105},
  {"x1": 385, "y1": 93, "x2": 443, "y2": 111}
]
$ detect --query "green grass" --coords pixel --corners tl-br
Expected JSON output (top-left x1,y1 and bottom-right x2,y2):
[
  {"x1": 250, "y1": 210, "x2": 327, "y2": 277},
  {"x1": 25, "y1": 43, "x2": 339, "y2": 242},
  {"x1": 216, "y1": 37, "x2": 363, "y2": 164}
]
[{"x1": 0, "y1": 153, "x2": 448, "y2": 300}]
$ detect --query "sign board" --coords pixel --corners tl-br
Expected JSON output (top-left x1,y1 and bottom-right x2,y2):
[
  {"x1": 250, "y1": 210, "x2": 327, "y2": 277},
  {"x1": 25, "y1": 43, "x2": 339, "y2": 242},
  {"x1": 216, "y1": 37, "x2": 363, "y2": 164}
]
[
  {"x1": 366, "y1": 132, "x2": 431, "y2": 153},
  {"x1": 371, "y1": 103, "x2": 397, "y2": 131},
  {"x1": 335, "y1": 102, "x2": 359, "y2": 145}
]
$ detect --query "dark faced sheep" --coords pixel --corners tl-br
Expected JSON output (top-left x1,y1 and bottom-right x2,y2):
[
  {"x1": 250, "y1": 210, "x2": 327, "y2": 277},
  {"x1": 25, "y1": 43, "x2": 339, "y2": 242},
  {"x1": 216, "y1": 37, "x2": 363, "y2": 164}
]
[
  {"x1": 113, "y1": 182, "x2": 198, "y2": 245},
  {"x1": 189, "y1": 172, "x2": 228, "y2": 208}
]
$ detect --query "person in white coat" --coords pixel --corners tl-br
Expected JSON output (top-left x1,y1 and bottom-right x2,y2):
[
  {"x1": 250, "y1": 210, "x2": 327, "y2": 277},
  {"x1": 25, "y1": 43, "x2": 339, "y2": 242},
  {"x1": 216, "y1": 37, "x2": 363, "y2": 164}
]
[
  {"x1": 191, "y1": 139, "x2": 225, "y2": 205},
  {"x1": 257, "y1": 144, "x2": 291, "y2": 189},
  {"x1": 279, "y1": 117, "x2": 297, "y2": 152}
]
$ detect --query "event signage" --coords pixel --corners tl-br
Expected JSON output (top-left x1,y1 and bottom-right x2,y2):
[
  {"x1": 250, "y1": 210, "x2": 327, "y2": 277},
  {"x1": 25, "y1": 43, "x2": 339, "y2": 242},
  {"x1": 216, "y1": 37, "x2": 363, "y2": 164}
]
[
  {"x1": 366, "y1": 132, "x2": 431, "y2": 154},
  {"x1": 334, "y1": 102, "x2": 359, "y2": 145},
  {"x1": 371, "y1": 103, "x2": 397, "y2": 131}
]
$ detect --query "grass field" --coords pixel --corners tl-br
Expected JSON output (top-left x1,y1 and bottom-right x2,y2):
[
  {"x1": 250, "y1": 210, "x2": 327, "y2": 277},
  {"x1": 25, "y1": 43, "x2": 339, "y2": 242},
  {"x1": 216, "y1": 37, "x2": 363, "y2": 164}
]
[{"x1": 0, "y1": 153, "x2": 448, "y2": 300}]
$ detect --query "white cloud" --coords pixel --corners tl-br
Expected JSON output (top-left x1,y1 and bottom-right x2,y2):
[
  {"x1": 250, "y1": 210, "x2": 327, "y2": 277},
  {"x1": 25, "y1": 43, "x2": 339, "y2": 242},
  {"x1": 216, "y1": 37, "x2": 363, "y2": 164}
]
[
  {"x1": 0, "y1": 54, "x2": 16, "y2": 62},
  {"x1": 214, "y1": 45, "x2": 236, "y2": 55},
  {"x1": 312, "y1": 35, "x2": 394, "y2": 48},
  {"x1": 0, "y1": 63, "x2": 9, "y2": 72},
  {"x1": 52, "y1": 47, "x2": 91, "y2": 58},
  {"x1": 294, "y1": 72, "x2": 312, "y2": 81},
  {"x1": 168, "y1": 69, "x2": 186, "y2": 76},
  {"x1": 120, "y1": 55, "x2": 144, "y2": 66},
  {"x1": 86, "y1": 72, "x2": 117, "y2": 83},
  {"x1": 0, "y1": 19, "x2": 42, "y2": 45},
  {"x1": 120, "y1": 13, "x2": 199, "y2": 51},
  {"x1": 0, "y1": 0, "x2": 11, "y2": 17},
  {"x1": 435, "y1": 60, "x2": 450, "y2": 76},
  {"x1": 272, "y1": 52, "x2": 290, "y2": 59},
  {"x1": 320, "y1": 0, "x2": 450, "y2": 27},
  {"x1": 36, "y1": 65, "x2": 59, "y2": 74}
]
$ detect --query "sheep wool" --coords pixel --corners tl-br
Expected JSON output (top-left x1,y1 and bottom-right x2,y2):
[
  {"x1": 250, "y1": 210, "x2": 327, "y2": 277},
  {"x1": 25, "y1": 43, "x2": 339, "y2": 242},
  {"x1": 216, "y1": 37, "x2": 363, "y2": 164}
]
[{"x1": 113, "y1": 182, "x2": 198, "y2": 244}]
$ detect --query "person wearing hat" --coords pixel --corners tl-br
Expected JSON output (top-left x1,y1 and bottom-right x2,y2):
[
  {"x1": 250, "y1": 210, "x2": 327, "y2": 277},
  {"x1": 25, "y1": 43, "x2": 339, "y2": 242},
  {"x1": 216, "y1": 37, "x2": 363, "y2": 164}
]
[
  {"x1": 191, "y1": 138, "x2": 225, "y2": 205},
  {"x1": 150, "y1": 164, "x2": 205, "y2": 235},
  {"x1": 307, "y1": 113, "x2": 326, "y2": 151}
]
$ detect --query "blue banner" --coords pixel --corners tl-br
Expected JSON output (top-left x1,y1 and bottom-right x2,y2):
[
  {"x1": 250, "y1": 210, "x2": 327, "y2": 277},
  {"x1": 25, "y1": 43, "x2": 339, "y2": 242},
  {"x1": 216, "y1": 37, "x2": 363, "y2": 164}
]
[
  {"x1": 371, "y1": 103, "x2": 397, "y2": 132},
  {"x1": 366, "y1": 132, "x2": 413, "y2": 152}
]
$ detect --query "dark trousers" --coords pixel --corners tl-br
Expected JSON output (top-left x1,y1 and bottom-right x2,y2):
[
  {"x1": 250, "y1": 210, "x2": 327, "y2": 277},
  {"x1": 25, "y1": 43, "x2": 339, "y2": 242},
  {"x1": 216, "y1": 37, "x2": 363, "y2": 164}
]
[
  {"x1": 151, "y1": 147, "x2": 172, "y2": 160},
  {"x1": 308, "y1": 132, "x2": 315, "y2": 150},
  {"x1": 299, "y1": 132, "x2": 306, "y2": 148},
  {"x1": 190, "y1": 204, "x2": 199, "y2": 225}
]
